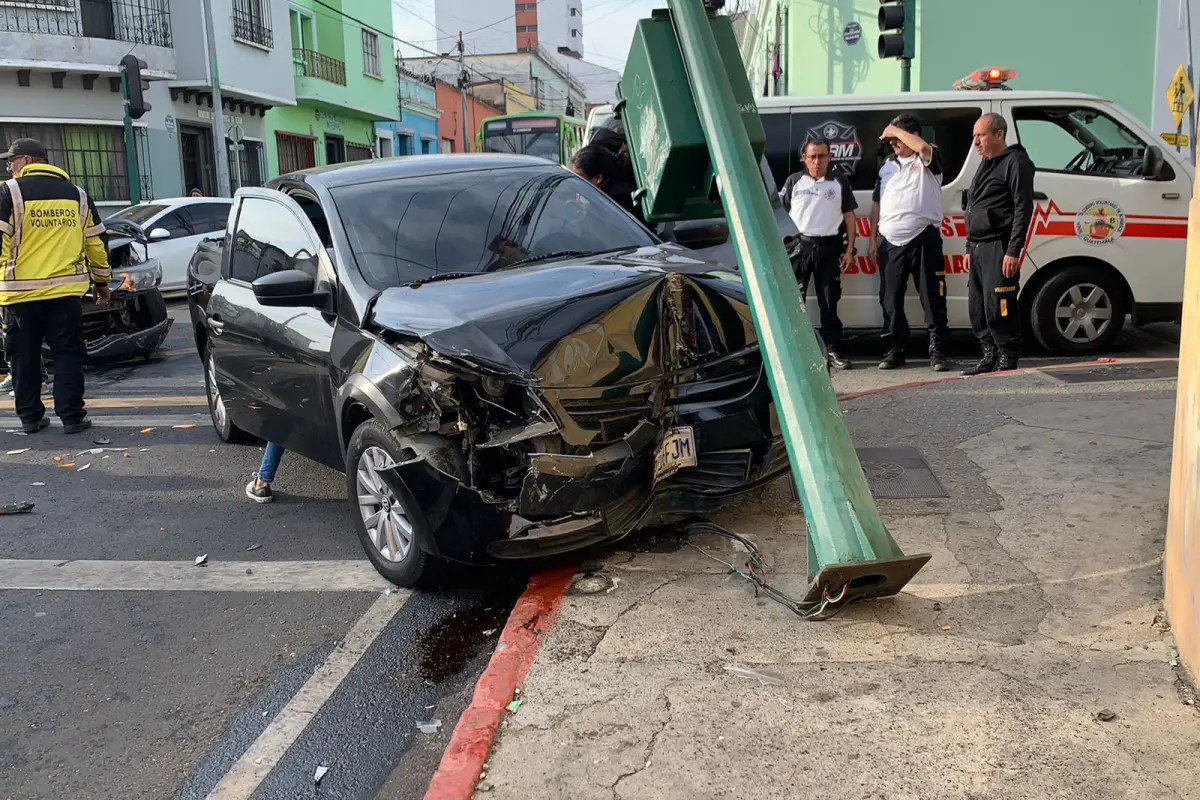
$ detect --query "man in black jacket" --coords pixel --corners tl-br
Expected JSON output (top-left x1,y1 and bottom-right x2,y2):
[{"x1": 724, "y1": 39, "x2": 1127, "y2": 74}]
[{"x1": 962, "y1": 113, "x2": 1035, "y2": 375}]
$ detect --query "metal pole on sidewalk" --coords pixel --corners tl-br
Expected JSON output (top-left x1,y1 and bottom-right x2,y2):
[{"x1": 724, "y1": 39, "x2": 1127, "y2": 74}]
[
  {"x1": 664, "y1": 0, "x2": 929, "y2": 601},
  {"x1": 201, "y1": 0, "x2": 232, "y2": 196},
  {"x1": 120, "y1": 70, "x2": 141, "y2": 206},
  {"x1": 458, "y1": 32, "x2": 470, "y2": 152},
  {"x1": 900, "y1": 57, "x2": 911, "y2": 92}
]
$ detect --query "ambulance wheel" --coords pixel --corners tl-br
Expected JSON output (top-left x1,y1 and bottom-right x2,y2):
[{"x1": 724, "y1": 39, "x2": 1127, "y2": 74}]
[{"x1": 1029, "y1": 265, "x2": 1127, "y2": 357}]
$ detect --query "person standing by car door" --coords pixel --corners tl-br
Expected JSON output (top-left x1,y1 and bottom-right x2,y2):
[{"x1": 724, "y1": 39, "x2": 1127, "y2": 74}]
[
  {"x1": 875, "y1": 115, "x2": 950, "y2": 372},
  {"x1": 0, "y1": 138, "x2": 110, "y2": 434},
  {"x1": 779, "y1": 137, "x2": 858, "y2": 370},
  {"x1": 962, "y1": 113, "x2": 1035, "y2": 375}
]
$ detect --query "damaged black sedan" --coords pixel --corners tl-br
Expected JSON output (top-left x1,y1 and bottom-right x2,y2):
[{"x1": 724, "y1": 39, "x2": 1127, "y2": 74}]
[{"x1": 189, "y1": 155, "x2": 789, "y2": 586}]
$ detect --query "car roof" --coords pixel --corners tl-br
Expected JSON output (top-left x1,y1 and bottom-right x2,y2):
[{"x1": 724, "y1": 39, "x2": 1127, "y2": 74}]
[
  {"x1": 754, "y1": 89, "x2": 1107, "y2": 110},
  {"x1": 132, "y1": 196, "x2": 234, "y2": 207},
  {"x1": 270, "y1": 153, "x2": 560, "y2": 190}
]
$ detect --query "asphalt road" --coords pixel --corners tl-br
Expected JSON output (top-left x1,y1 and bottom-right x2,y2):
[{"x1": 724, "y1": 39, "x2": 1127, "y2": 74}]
[
  {"x1": 0, "y1": 302, "x2": 1180, "y2": 800},
  {"x1": 0, "y1": 304, "x2": 526, "y2": 800}
]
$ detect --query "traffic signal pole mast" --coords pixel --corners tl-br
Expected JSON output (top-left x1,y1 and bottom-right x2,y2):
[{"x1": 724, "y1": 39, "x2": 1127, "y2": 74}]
[
  {"x1": 201, "y1": 0, "x2": 232, "y2": 196},
  {"x1": 878, "y1": 0, "x2": 915, "y2": 92},
  {"x1": 119, "y1": 54, "x2": 150, "y2": 206},
  {"x1": 658, "y1": 0, "x2": 930, "y2": 603}
]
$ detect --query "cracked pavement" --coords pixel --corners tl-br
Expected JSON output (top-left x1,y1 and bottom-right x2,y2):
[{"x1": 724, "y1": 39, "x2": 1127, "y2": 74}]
[{"x1": 479, "y1": 365, "x2": 1200, "y2": 799}]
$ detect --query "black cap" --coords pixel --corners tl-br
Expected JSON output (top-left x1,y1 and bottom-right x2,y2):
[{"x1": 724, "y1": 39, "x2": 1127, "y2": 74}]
[{"x1": 0, "y1": 138, "x2": 47, "y2": 160}]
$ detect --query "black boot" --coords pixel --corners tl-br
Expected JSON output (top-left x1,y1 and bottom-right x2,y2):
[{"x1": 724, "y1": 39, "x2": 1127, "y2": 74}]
[
  {"x1": 995, "y1": 351, "x2": 1020, "y2": 372},
  {"x1": 878, "y1": 348, "x2": 906, "y2": 370},
  {"x1": 928, "y1": 335, "x2": 949, "y2": 373},
  {"x1": 827, "y1": 350, "x2": 853, "y2": 370},
  {"x1": 961, "y1": 341, "x2": 998, "y2": 376}
]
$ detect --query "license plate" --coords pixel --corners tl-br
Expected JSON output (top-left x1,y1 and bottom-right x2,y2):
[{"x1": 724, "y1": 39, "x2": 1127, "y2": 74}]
[{"x1": 653, "y1": 426, "x2": 698, "y2": 484}]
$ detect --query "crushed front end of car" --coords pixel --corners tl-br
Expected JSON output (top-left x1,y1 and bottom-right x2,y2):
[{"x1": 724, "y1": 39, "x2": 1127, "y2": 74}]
[
  {"x1": 359, "y1": 247, "x2": 789, "y2": 563},
  {"x1": 81, "y1": 218, "x2": 173, "y2": 364}
]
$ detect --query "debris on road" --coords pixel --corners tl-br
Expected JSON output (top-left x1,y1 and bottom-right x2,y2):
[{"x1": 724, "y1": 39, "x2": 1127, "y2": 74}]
[
  {"x1": 1096, "y1": 709, "x2": 1117, "y2": 722},
  {"x1": 417, "y1": 719, "x2": 442, "y2": 734},
  {"x1": 52, "y1": 453, "x2": 68, "y2": 462},
  {"x1": 30, "y1": 482, "x2": 44, "y2": 486},
  {"x1": 93, "y1": 436, "x2": 111, "y2": 445},
  {"x1": 77, "y1": 448, "x2": 104, "y2": 456},
  {"x1": 194, "y1": 554, "x2": 208, "y2": 567},
  {"x1": 313, "y1": 765, "x2": 329, "y2": 784},
  {"x1": 56, "y1": 463, "x2": 76, "y2": 469},
  {"x1": 506, "y1": 700, "x2": 522, "y2": 713},
  {"x1": 0, "y1": 502, "x2": 34, "y2": 515},
  {"x1": 6, "y1": 448, "x2": 30, "y2": 455},
  {"x1": 139, "y1": 428, "x2": 154, "y2": 434},
  {"x1": 246, "y1": 544, "x2": 262, "y2": 552},
  {"x1": 76, "y1": 464, "x2": 90, "y2": 472},
  {"x1": 172, "y1": 423, "x2": 199, "y2": 430},
  {"x1": 722, "y1": 663, "x2": 785, "y2": 686}
]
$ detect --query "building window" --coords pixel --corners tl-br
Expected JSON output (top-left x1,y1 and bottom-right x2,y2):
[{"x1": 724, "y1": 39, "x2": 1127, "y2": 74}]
[
  {"x1": 233, "y1": 141, "x2": 265, "y2": 188},
  {"x1": 571, "y1": 28, "x2": 578, "y2": 37},
  {"x1": 570, "y1": 7, "x2": 578, "y2": 15},
  {"x1": 0, "y1": 0, "x2": 173, "y2": 47},
  {"x1": 517, "y1": 24, "x2": 537, "y2": 32},
  {"x1": 232, "y1": 0, "x2": 273, "y2": 48},
  {"x1": 276, "y1": 132, "x2": 317, "y2": 175},
  {"x1": 0, "y1": 122, "x2": 150, "y2": 203},
  {"x1": 361, "y1": 28, "x2": 381, "y2": 77},
  {"x1": 515, "y1": 2, "x2": 537, "y2": 9},
  {"x1": 347, "y1": 141, "x2": 374, "y2": 162}
]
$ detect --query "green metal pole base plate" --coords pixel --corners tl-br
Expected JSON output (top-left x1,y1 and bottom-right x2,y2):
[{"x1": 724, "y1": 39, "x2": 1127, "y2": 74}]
[{"x1": 803, "y1": 553, "x2": 933, "y2": 605}]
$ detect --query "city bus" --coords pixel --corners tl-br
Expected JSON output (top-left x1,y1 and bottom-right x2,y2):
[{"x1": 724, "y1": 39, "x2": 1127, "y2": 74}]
[{"x1": 478, "y1": 112, "x2": 585, "y2": 165}]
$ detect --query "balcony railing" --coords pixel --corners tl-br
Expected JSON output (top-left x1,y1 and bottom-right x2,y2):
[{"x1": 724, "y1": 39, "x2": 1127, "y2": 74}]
[
  {"x1": 293, "y1": 48, "x2": 346, "y2": 86},
  {"x1": 0, "y1": 0, "x2": 173, "y2": 48}
]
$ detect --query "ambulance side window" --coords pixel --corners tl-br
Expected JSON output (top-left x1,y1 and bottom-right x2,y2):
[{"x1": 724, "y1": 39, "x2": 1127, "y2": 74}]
[
  {"x1": 918, "y1": 106, "x2": 982, "y2": 183},
  {"x1": 760, "y1": 111, "x2": 792, "y2": 190},
  {"x1": 789, "y1": 110, "x2": 896, "y2": 192},
  {"x1": 1012, "y1": 106, "x2": 1163, "y2": 179}
]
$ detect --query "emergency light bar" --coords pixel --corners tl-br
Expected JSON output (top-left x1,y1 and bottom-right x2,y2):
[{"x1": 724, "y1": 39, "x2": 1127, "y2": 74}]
[{"x1": 953, "y1": 67, "x2": 1017, "y2": 91}]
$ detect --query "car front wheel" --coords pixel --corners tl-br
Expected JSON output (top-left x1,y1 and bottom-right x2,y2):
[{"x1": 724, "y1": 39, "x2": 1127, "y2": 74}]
[
  {"x1": 1029, "y1": 265, "x2": 1128, "y2": 356},
  {"x1": 204, "y1": 347, "x2": 251, "y2": 443},
  {"x1": 346, "y1": 419, "x2": 437, "y2": 588}
]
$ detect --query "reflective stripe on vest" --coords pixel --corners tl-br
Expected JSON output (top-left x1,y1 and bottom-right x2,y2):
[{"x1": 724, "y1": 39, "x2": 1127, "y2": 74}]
[
  {"x1": 4, "y1": 178, "x2": 24, "y2": 282},
  {"x1": 0, "y1": 272, "x2": 90, "y2": 293}
]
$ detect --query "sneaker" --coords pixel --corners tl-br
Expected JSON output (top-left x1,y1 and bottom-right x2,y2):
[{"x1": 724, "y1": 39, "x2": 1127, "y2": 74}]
[
  {"x1": 62, "y1": 417, "x2": 92, "y2": 435},
  {"x1": 878, "y1": 349, "x2": 906, "y2": 370},
  {"x1": 0, "y1": 374, "x2": 11, "y2": 393},
  {"x1": 245, "y1": 479, "x2": 275, "y2": 504},
  {"x1": 21, "y1": 418, "x2": 50, "y2": 434},
  {"x1": 827, "y1": 351, "x2": 853, "y2": 370}
]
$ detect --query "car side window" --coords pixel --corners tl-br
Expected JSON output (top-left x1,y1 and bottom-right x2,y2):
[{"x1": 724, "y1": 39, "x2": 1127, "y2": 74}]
[
  {"x1": 178, "y1": 203, "x2": 230, "y2": 235},
  {"x1": 1013, "y1": 106, "x2": 1155, "y2": 179},
  {"x1": 228, "y1": 197, "x2": 321, "y2": 284},
  {"x1": 156, "y1": 211, "x2": 190, "y2": 237}
]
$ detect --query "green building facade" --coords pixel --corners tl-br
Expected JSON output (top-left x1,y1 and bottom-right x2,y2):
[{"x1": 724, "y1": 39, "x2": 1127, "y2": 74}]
[
  {"x1": 742, "y1": 0, "x2": 1159, "y2": 125},
  {"x1": 264, "y1": 0, "x2": 399, "y2": 177}
]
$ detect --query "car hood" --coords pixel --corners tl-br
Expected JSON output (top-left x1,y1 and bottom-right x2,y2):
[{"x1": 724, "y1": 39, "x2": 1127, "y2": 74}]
[{"x1": 368, "y1": 245, "x2": 759, "y2": 387}]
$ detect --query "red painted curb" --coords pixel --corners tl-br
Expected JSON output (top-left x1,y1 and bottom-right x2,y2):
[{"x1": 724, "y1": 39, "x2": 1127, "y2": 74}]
[{"x1": 425, "y1": 565, "x2": 577, "y2": 800}]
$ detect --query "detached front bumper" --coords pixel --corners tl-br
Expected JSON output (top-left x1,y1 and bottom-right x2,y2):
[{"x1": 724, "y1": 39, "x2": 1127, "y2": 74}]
[
  {"x1": 85, "y1": 315, "x2": 173, "y2": 362},
  {"x1": 488, "y1": 352, "x2": 789, "y2": 559}
]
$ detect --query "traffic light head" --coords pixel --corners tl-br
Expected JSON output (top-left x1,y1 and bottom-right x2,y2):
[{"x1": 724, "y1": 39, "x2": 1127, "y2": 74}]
[
  {"x1": 120, "y1": 54, "x2": 152, "y2": 120},
  {"x1": 877, "y1": 0, "x2": 915, "y2": 61}
]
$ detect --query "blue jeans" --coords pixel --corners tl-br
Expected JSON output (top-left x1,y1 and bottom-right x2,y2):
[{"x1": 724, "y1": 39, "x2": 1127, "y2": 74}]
[{"x1": 257, "y1": 442, "x2": 284, "y2": 483}]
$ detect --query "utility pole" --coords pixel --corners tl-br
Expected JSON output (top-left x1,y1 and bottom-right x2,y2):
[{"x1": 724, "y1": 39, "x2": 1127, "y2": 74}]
[
  {"x1": 201, "y1": 0, "x2": 232, "y2": 196},
  {"x1": 458, "y1": 32, "x2": 470, "y2": 153}
]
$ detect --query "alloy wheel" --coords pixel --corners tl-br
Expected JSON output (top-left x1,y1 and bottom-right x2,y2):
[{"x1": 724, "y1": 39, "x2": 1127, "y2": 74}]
[
  {"x1": 1054, "y1": 283, "x2": 1113, "y2": 344},
  {"x1": 356, "y1": 446, "x2": 413, "y2": 563},
  {"x1": 207, "y1": 354, "x2": 227, "y2": 431}
]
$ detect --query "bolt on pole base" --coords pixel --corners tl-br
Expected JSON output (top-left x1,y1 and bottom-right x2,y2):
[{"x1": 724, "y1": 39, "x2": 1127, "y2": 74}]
[{"x1": 802, "y1": 553, "x2": 933, "y2": 605}]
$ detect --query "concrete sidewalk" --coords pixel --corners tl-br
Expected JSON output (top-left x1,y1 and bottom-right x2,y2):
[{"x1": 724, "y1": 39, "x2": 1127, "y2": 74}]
[{"x1": 480, "y1": 364, "x2": 1200, "y2": 799}]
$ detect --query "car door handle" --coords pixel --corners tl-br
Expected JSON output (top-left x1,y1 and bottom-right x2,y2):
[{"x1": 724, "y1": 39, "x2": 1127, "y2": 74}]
[
  {"x1": 1032, "y1": 191, "x2": 1049, "y2": 200},
  {"x1": 1162, "y1": 192, "x2": 1181, "y2": 200},
  {"x1": 208, "y1": 314, "x2": 225, "y2": 335}
]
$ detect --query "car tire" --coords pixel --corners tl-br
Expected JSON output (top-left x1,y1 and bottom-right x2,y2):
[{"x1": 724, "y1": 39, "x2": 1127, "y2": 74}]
[
  {"x1": 134, "y1": 290, "x2": 168, "y2": 329},
  {"x1": 345, "y1": 418, "x2": 439, "y2": 588},
  {"x1": 1029, "y1": 265, "x2": 1128, "y2": 357},
  {"x1": 203, "y1": 345, "x2": 252, "y2": 444}
]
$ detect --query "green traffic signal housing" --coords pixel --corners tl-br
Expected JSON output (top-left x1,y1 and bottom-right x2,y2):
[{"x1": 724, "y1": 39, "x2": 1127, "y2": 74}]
[
  {"x1": 120, "y1": 54, "x2": 151, "y2": 120},
  {"x1": 877, "y1": 0, "x2": 915, "y2": 60}
]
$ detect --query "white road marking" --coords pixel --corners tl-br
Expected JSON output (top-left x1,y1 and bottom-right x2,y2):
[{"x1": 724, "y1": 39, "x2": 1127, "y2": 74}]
[
  {"x1": 0, "y1": 559, "x2": 392, "y2": 592},
  {"x1": 207, "y1": 592, "x2": 408, "y2": 799},
  {"x1": 0, "y1": 414, "x2": 207, "y2": 428}
]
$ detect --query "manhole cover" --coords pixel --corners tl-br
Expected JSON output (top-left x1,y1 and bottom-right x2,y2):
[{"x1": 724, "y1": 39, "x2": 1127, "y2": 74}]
[
  {"x1": 1039, "y1": 360, "x2": 1178, "y2": 384},
  {"x1": 788, "y1": 447, "x2": 948, "y2": 501}
]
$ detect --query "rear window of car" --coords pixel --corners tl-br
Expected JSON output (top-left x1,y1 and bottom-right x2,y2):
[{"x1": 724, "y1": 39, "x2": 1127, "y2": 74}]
[
  {"x1": 331, "y1": 166, "x2": 658, "y2": 290},
  {"x1": 108, "y1": 204, "x2": 166, "y2": 225}
]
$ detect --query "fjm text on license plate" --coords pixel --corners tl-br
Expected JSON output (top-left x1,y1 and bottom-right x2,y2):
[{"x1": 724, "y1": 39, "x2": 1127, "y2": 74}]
[{"x1": 653, "y1": 426, "x2": 698, "y2": 484}]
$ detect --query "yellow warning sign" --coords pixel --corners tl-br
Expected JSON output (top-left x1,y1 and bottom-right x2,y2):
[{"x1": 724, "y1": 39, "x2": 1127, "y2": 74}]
[
  {"x1": 1162, "y1": 132, "x2": 1191, "y2": 147},
  {"x1": 1167, "y1": 63, "x2": 1195, "y2": 129}
]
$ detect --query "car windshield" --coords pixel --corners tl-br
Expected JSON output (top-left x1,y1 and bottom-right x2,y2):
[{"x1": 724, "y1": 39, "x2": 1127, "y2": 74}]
[
  {"x1": 332, "y1": 166, "x2": 658, "y2": 289},
  {"x1": 483, "y1": 131, "x2": 561, "y2": 161},
  {"x1": 108, "y1": 204, "x2": 166, "y2": 225}
]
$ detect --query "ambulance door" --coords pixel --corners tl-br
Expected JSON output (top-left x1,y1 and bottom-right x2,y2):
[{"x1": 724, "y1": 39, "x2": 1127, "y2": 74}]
[{"x1": 999, "y1": 99, "x2": 1189, "y2": 354}]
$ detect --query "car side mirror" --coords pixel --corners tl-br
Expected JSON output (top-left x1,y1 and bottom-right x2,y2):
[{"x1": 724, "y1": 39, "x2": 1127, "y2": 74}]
[
  {"x1": 1142, "y1": 144, "x2": 1166, "y2": 180},
  {"x1": 252, "y1": 269, "x2": 326, "y2": 308},
  {"x1": 148, "y1": 227, "x2": 171, "y2": 241},
  {"x1": 668, "y1": 219, "x2": 730, "y2": 250}
]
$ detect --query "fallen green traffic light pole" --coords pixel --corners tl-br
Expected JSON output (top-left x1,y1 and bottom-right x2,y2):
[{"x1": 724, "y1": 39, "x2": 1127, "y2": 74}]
[{"x1": 628, "y1": 0, "x2": 931, "y2": 605}]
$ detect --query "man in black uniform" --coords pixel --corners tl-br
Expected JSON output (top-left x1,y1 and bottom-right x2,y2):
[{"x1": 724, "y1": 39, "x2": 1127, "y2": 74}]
[
  {"x1": 779, "y1": 137, "x2": 858, "y2": 369},
  {"x1": 962, "y1": 113, "x2": 1035, "y2": 375}
]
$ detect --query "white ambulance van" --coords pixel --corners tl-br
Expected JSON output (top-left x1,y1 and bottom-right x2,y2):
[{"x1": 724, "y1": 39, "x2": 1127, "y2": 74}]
[{"x1": 587, "y1": 73, "x2": 1192, "y2": 356}]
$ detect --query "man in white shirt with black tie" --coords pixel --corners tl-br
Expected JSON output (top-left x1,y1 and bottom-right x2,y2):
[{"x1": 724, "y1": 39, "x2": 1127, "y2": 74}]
[{"x1": 779, "y1": 137, "x2": 859, "y2": 370}]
